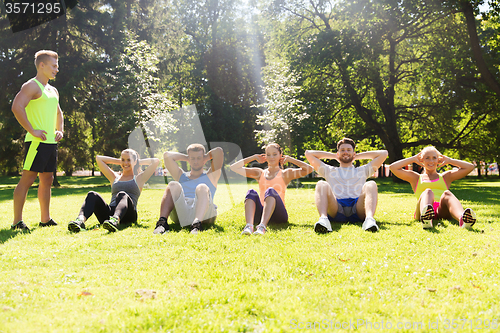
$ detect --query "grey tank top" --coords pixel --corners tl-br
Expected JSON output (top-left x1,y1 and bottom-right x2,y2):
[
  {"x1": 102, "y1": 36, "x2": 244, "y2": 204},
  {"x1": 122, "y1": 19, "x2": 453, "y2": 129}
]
[{"x1": 109, "y1": 176, "x2": 141, "y2": 209}]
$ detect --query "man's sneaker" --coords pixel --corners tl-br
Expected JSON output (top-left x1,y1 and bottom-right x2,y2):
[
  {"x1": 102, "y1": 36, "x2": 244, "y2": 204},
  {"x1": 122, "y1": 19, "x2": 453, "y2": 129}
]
[
  {"x1": 420, "y1": 204, "x2": 434, "y2": 229},
  {"x1": 460, "y1": 208, "x2": 476, "y2": 229},
  {"x1": 11, "y1": 220, "x2": 30, "y2": 232},
  {"x1": 241, "y1": 224, "x2": 254, "y2": 235},
  {"x1": 153, "y1": 217, "x2": 170, "y2": 235},
  {"x1": 103, "y1": 216, "x2": 119, "y2": 232},
  {"x1": 314, "y1": 216, "x2": 332, "y2": 234},
  {"x1": 253, "y1": 224, "x2": 266, "y2": 235},
  {"x1": 362, "y1": 217, "x2": 379, "y2": 232},
  {"x1": 39, "y1": 219, "x2": 58, "y2": 227},
  {"x1": 68, "y1": 217, "x2": 86, "y2": 233},
  {"x1": 190, "y1": 221, "x2": 202, "y2": 234}
]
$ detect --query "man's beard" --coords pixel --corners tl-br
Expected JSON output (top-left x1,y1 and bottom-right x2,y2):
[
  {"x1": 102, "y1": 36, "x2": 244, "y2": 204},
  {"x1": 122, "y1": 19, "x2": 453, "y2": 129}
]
[
  {"x1": 339, "y1": 155, "x2": 354, "y2": 163},
  {"x1": 191, "y1": 166, "x2": 203, "y2": 172}
]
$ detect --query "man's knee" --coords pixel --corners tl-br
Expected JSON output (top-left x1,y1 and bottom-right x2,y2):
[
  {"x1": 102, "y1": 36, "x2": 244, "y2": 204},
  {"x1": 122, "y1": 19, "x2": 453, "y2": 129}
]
[
  {"x1": 166, "y1": 181, "x2": 182, "y2": 195},
  {"x1": 315, "y1": 180, "x2": 330, "y2": 194},
  {"x1": 195, "y1": 183, "x2": 210, "y2": 195},
  {"x1": 363, "y1": 180, "x2": 378, "y2": 193}
]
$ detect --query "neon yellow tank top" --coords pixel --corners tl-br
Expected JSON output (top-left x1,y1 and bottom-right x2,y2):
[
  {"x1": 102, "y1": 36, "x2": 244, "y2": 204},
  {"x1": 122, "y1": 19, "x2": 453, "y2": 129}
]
[
  {"x1": 24, "y1": 78, "x2": 59, "y2": 144},
  {"x1": 414, "y1": 173, "x2": 448, "y2": 200}
]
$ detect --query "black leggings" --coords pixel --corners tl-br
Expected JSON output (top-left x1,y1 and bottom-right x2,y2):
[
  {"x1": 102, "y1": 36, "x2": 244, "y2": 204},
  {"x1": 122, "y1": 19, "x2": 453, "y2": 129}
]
[{"x1": 79, "y1": 191, "x2": 137, "y2": 224}]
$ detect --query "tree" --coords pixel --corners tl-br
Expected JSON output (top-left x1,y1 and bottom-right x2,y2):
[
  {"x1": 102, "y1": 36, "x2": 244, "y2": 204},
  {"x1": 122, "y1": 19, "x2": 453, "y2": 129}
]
[{"x1": 265, "y1": 0, "x2": 499, "y2": 163}]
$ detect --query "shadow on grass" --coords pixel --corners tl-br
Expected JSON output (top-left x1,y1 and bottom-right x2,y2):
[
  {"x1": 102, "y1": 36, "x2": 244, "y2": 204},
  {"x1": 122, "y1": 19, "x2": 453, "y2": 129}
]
[{"x1": 0, "y1": 228, "x2": 23, "y2": 244}]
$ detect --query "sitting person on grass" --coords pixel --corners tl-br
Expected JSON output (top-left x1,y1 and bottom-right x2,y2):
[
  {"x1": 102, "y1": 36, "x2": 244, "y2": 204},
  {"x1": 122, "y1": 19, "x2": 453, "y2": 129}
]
[
  {"x1": 230, "y1": 143, "x2": 314, "y2": 235},
  {"x1": 68, "y1": 149, "x2": 159, "y2": 232},
  {"x1": 389, "y1": 146, "x2": 476, "y2": 229},
  {"x1": 305, "y1": 138, "x2": 388, "y2": 233},
  {"x1": 153, "y1": 144, "x2": 223, "y2": 234}
]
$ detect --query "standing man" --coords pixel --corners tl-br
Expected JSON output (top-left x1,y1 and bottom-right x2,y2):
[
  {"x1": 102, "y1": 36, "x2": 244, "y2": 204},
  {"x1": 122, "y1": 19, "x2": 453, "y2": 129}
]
[
  {"x1": 153, "y1": 144, "x2": 223, "y2": 234},
  {"x1": 305, "y1": 138, "x2": 388, "y2": 233},
  {"x1": 11, "y1": 50, "x2": 64, "y2": 231}
]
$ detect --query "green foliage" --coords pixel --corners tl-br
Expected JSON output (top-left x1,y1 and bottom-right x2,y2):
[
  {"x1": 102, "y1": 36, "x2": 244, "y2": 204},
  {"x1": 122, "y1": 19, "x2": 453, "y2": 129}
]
[{"x1": 255, "y1": 61, "x2": 308, "y2": 154}]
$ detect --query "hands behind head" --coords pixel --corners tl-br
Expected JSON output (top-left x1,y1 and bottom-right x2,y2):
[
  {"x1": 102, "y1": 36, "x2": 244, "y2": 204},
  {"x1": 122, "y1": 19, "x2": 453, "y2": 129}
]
[
  {"x1": 281, "y1": 155, "x2": 291, "y2": 166},
  {"x1": 416, "y1": 152, "x2": 450, "y2": 168},
  {"x1": 255, "y1": 154, "x2": 267, "y2": 164},
  {"x1": 437, "y1": 155, "x2": 451, "y2": 168}
]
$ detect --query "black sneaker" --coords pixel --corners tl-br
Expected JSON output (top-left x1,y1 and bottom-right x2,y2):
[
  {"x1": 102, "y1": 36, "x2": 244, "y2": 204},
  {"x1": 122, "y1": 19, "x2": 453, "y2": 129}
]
[
  {"x1": 103, "y1": 216, "x2": 119, "y2": 232},
  {"x1": 68, "y1": 218, "x2": 86, "y2": 233},
  {"x1": 190, "y1": 221, "x2": 202, "y2": 234},
  {"x1": 153, "y1": 217, "x2": 170, "y2": 235},
  {"x1": 12, "y1": 220, "x2": 30, "y2": 232},
  {"x1": 39, "y1": 219, "x2": 58, "y2": 227}
]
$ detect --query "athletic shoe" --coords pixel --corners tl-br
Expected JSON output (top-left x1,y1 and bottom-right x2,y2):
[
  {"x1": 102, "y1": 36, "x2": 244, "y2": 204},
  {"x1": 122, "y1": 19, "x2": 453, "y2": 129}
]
[
  {"x1": 420, "y1": 204, "x2": 434, "y2": 229},
  {"x1": 460, "y1": 208, "x2": 476, "y2": 229},
  {"x1": 39, "y1": 219, "x2": 58, "y2": 227},
  {"x1": 362, "y1": 216, "x2": 379, "y2": 232},
  {"x1": 314, "y1": 216, "x2": 332, "y2": 234},
  {"x1": 11, "y1": 220, "x2": 30, "y2": 232},
  {"x1": 253, "y1": 224, "x2": 267, "y2": 235},
  {"x1": 190, "y1": 221, "x2": 202, "y2": 234},
  {"x1": 153, "y1": 217, "x2": 170, "y2": 234},
  {"x1": 241, "y1": 224, "x2": 254, "y2": 235},
  {"x1": 103, "y1": 216, "x2": 119, "y2": 232},
  {"x1": 68, "y1": 217, "x2": 86, "y2": 233}
]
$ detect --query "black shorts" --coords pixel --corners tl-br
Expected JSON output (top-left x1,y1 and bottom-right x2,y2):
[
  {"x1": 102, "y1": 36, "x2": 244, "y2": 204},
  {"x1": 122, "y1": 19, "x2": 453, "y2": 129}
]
[{"x1": 23, "y1": 141, "x2": 58, "y2": 173}]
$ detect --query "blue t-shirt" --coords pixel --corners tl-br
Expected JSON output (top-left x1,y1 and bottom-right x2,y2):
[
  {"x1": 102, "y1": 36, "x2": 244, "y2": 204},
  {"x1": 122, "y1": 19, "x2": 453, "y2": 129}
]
[{"x1": 179, "y1": 172, "x2": 217, "y2": 199}]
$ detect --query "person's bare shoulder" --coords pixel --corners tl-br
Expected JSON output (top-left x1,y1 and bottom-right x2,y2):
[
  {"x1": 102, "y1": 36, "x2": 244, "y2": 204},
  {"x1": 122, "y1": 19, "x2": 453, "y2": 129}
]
[{"x1": 21, "y1": 79, "x2": 42, "y2": 98}]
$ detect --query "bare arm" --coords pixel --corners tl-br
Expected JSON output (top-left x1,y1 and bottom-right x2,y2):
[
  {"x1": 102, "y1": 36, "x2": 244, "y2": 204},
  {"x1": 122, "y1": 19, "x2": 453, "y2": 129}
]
[
  {"x1": 12, "y1": 81, "x2": 47, "y2": 141},
  {"x1": 355, "y1": 150, "x2": 388, "y2": 172},
  {"x1": 282, "y1": 155, "x2": 314, "y2": 183},
  {"x1": 96, "y1": 155, "x2": 120, "y2": 183},
  {"x1": 230, "y1": 154, "x2": 265, "y2": 179},
  {"x1": 55, "y1": 101, "x2": 64, "y2": 142},
  {"x1": 163, "y1": 151, "x2": 186, "y2": 181},
  {"x1": 206, "y1": 147, "x2": 224, "y2": 184},
  {"x1": 135, "y1": 158, "x2": 160, "y2": 189},
  {"x1": 441, "y1": 156, "x2": 474, "y2": 184},
  {"x1": 389, "y1": 155, "x2": 420, "y2": 190},
  {"x1": 305, "y1": 150, "x2": 337, "y2": 178}
]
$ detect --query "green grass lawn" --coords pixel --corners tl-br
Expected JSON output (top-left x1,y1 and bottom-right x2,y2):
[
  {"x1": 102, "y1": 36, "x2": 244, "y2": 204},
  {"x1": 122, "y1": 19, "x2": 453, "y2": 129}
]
[{"x1": 0, "y1": 175, "x2": 499, "y2": 332}]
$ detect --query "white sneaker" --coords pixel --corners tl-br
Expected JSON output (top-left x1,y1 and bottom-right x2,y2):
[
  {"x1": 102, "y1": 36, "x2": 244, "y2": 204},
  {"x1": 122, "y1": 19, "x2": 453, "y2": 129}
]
[
  {"x1": 314, "y1": 216, "x2": 332, "y2": 233},
  {"x1": 362, "y1": 217, "x2": 379, "y2": 232},
  {"x1": 241, "y1": 224, "x2": 254, "y2": 235},
  {"x1": 420, "y1": 204, "x2": 434, "y2": 229},
  {"x1": 253, "y1": 224, "x2": 267, "y2": 235},
  {"x1": 460, "y1": 208, "x2": 476, "y2": 229}
]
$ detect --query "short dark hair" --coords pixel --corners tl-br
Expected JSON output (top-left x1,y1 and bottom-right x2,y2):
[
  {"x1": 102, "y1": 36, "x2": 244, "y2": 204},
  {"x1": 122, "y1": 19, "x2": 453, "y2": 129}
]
[
  {"x1": 186, "y1": 143, "x2": 206, "y2": 154},
  {"x1": 337, "y1": 137, "x2": 356, "y2": 151}
]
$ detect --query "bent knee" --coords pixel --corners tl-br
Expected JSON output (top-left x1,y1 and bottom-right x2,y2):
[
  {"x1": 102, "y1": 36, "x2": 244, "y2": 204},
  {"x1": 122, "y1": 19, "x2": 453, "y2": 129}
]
[
  {"x1": 363, "y1": 180, "x2": 378, "y2": 191},
  {"x1": 167, "y1": 181, "x2": 181, "y2": 191},
  {"x1": 440, "y1": 190, "x2": 453, "y2": 199},
  {"x1": 87, "y1": 191, "x2": 99, "y2": 197},
  {"x1": 316, "y1": 180, "x2": 330, "y2": 191},
  {"x1": 195, "y1": 183, "x2": 209, "y2": 193}
]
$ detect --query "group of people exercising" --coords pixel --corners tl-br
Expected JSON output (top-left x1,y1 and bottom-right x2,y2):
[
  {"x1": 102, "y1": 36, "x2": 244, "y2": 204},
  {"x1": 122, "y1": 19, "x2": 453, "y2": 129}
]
[{"x1": 10, "y1": 50, "x2": 477, "y2": 234}]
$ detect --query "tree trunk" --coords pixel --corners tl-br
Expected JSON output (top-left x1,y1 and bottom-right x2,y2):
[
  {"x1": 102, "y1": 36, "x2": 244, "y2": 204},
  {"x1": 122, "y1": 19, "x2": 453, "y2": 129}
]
[{"x1": 462, "y1": 1, "x2": 500, "y2": 97}]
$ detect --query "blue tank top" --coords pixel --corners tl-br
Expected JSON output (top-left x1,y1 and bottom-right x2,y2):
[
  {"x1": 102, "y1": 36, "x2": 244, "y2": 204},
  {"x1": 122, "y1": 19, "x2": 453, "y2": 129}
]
[
  {"x1": 179, "y1": 172, "x2": 217, "y2": 198},
  {"x1": 109, "y1": 176, "x2": 141, "y2": 209}
]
